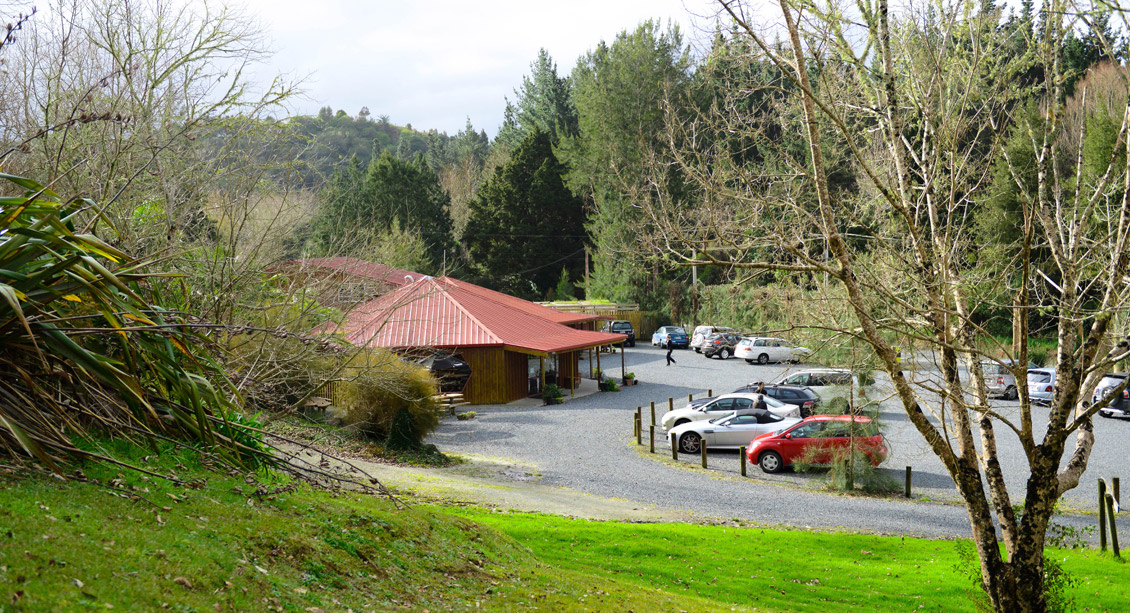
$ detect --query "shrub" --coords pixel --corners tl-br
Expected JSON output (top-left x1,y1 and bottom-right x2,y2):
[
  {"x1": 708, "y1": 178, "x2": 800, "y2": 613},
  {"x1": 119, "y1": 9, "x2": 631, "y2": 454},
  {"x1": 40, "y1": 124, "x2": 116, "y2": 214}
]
[
  {"x1": 543, "y1": 383, "x2": 563, "y2": 400},
  {"x1": 333, "y1": 349, "x2": 440, "y2": 449},
  {"x1": 456, "y1": 411, "x2": 476, "y2": 421}
]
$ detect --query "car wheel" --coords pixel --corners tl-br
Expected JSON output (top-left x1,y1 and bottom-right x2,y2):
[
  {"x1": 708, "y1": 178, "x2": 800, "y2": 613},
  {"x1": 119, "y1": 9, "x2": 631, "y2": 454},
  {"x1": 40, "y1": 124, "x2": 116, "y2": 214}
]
[
  {"x1": 719, "y1": 348, "x2": 730, "y2": 359},
  {"x1": 745, "y1": 359, "x2": 754, "y2": 364},
  {"x1": 1100, "y1": 409, "x2": 1113, "y2": 418},
  {"x1": 758, "y1": 451, "x2": 784, "y2": 473},
  {"x1": 679, "y1": 432, "x2": 702, "y2": 454},
  {"x1": 674, "y1": 418, "x2": 690, "y2": 427},
  {"x1": 757, "y1": 353, "x2": 770, "y2": 365},
  {"x1": 694, "y1": 348, "x2": 701, "y2": 353},
  {"x1": 1005, "y1": 386, "x2": 1017, "y2": 401}
]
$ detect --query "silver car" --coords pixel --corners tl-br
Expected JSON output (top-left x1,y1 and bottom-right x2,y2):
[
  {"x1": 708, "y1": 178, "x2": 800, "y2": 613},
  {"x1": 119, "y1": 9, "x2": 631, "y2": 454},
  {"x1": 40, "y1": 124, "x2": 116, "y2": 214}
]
[
  {"x1": 1027, "y1": 368, "x2": 1056, "y2": 405},
  {"x1": 690, "y1": 325, "x2": 735, "y2": 353},
  {"x1": 980, "y1": 359, "x2": 1033, "y2": 400},
  {"x1": 667, "y1": 410, "x2": 801, "y2": 453}
]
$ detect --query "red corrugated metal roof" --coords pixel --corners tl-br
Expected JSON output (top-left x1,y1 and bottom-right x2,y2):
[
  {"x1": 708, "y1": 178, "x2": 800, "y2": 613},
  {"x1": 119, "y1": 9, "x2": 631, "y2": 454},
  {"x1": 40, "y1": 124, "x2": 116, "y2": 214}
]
[
  {"x1": 339, "y1": 277, "x2": 625, "y2": 354},
  {"x1": 274, "y1": 257, "x2": 422, "y2": 287},
  {"x1": 443, "y1": 278, "x2": 608, "y2": 326}
]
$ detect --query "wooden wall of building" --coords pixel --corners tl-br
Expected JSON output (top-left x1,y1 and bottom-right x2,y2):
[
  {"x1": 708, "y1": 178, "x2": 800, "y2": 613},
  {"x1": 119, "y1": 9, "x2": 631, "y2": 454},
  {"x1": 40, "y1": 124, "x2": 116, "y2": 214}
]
[{"x1": 459, "y1": 346, "x2": 527, "y2": 404}]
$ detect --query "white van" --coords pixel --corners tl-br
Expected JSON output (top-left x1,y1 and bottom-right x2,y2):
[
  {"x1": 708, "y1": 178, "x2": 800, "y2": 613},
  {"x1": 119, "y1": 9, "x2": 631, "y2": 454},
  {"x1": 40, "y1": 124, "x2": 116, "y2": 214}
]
[{"x1": 690, "y1": 325, "x2": 735, "y2": 352}]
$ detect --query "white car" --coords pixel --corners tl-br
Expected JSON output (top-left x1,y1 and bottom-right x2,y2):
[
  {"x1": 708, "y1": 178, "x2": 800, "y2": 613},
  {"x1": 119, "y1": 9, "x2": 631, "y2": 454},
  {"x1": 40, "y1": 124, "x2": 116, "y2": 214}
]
[
  {"x1": 690, "y1": 325, "x2": 735, "y2": 353},
  {"x1": 669, "y1": 410, "x2": 802, "y2": 453},
  {"x1": 734, "y1": 337, "x2": 812, "y2": 364},
  {"x1": 661, "y1": 393, "x2": 801, "y2": 431},
  {"x1": 774, "y1": 368, "x2": 854, "y2": 387},
  {"x1": 1027, "y1": 368, "x2": 1056, "y2": 405}
]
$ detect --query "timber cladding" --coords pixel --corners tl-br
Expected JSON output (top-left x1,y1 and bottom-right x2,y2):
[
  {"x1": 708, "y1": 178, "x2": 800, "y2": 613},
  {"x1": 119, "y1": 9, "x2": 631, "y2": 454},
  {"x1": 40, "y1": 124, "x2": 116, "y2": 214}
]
[
  {"x1": 458, "y1": 347, "x2": 526, "y2": 404},
  {"x1": 457, "y1": 347, "x2": 583, "y2": 404}
]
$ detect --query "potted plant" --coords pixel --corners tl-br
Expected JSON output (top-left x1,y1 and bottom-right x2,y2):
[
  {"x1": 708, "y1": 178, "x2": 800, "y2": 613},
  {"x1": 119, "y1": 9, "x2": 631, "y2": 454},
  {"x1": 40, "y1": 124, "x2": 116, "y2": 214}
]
[
  {"x1": 543, "y1": 383, "x2": 564, "y2": 405},
  {"x1": 623, "y1": 372, "x2": 637, "y2": 386},
  {"x1": 599, "y1": 378, "x2": 620, "y2": 392}
]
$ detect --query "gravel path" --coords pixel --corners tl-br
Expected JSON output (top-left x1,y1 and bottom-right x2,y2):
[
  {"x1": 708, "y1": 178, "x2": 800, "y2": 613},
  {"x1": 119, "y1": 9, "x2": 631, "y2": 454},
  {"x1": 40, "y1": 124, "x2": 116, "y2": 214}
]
[{"x1": 427, "y1": 345, "x2": 1112, "y2": 539}]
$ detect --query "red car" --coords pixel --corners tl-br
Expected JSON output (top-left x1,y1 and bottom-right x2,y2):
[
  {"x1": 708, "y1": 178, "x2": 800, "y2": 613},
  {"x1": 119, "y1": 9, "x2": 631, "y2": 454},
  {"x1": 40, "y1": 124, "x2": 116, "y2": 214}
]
[{"x1": 745, "y1": 415, "x2": 887, "y2": 473}]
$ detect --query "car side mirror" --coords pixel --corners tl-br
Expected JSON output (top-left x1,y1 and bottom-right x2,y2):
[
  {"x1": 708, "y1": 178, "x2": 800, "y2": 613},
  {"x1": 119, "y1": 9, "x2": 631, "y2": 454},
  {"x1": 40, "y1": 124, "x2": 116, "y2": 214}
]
[{"x1": 783, "y1": 433, "x2": 792, "y2": 439}]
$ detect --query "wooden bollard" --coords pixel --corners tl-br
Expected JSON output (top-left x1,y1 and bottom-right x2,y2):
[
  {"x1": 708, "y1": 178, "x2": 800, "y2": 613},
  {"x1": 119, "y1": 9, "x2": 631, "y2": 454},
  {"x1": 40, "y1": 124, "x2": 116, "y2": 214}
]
[
  {"x1": 635, "y1": 414, "x2": 642, "y2": 445},
  {"x1": 708, "y1": 388, "x2": 712, "y2": 397},
  {"x1": 668, "y1": 397, "x2": 673, "y2": 412},
  {"x1": 688, "y1": 393, "x2": 693, "y2": 403},
  {"x1": 650, "y1": 402, "x2": 655, "y2": 425},
  {"x1": 1100, "y1": 479, "x2": 1109, "y2": 551},
  {"x1": 649, "y1": 426, "x2": 655, "y2": 453},
  {"x1": 1108, "y1": 493, "x2": 1121, "y2": 558},
  {"x1": 671, "y1": 433, "x2": 678, "y2": 459},
  {"x1": 905, "y1": 466, "x2": 912, "y2": 498},
  {"x1": 1115, "y1": 477, "x2": 1121, "y2": 504},
  {"x1": 740, "y1": 446, "x2": 747, "y2": 477},
  {"x1": 701, "y1": 439, "x2": 708, "y2": 468}
]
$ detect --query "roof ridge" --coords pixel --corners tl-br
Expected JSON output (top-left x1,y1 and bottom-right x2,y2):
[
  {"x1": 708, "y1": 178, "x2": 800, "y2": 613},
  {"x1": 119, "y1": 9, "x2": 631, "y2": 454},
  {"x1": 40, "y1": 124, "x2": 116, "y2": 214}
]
[{"x1": 429, "y1": 278, "x2": 504, "y2": 346}]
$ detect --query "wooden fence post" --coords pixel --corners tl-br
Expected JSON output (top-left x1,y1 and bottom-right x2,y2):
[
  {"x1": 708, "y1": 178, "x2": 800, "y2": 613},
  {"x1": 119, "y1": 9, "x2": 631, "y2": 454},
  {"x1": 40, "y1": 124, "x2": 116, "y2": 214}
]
[
  {"x1": 668, "y1": 397, "x2": 673, "y2": 412},
  {"x1": 688, "y1": 393, "x2": 693, "y2": 403},
  {"x1": 1107, "y1": 493, "x2": 1121, "y2": 558},
  {"x1": 671, "y1": 433, "x2": 678, "y2": 459},
  {"x1": 635, "y1": 414, "x2": 641, "y2": 445},
  {"x1": 708, "y1": 388, "x2": 713, "y2": 397},
  {"x1": 1100, "y1": 479, "x2": 1109, "y2": 552},
  {"x1": 905, "y1": 466, "x2": 912, "y2": 498},
  {"x1": 650, "y1": 402, "x2": 655, "y2": 425},
  {"x1": 740, "y1": 446, "x2": 747, "y2": 477},
  {"x1": 649, "y1": 426, "x2": 655, "y2": 453},
  {"x1": 1115, "y1": 477, "x2": 1121, "y2": 505},
  {"x1": 701, "y1": 439, "x2": 708, "y2": 468}
]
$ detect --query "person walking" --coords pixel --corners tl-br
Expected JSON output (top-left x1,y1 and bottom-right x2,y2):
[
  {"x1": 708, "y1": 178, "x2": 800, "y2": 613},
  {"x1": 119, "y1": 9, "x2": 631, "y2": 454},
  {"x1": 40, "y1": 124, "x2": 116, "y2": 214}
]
[{"x1": 666, "y1": 347, "x2": 676, "y2": 366}]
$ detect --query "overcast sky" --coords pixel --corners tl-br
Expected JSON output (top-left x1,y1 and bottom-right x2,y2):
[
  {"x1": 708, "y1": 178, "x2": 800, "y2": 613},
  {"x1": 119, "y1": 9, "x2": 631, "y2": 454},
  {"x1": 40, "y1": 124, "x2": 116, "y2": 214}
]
[{"x1": 231, "y1": 0, "x2": 724, "y2": 137}]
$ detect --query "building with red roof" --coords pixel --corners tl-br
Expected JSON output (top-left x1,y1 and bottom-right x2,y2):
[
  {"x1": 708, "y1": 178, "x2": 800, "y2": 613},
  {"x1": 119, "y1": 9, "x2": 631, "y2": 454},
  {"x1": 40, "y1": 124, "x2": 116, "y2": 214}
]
[{"x1": 336, "y1": 276, "x2": 627, "y2": 404}]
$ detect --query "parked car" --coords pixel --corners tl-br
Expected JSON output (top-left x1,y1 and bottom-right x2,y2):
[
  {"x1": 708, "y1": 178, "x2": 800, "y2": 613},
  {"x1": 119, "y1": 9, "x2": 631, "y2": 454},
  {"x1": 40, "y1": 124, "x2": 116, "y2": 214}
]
[
  {"x1": 1027, "y1": 368, "x2": 1056, "y2": 405},
  {"x1": 702, "y1": 332, "x2": 743, "y2": 359},
  {"x1": 1095, "y1": 373, "x2": 1130, "y2": 418},
  {"x1": 603, "y1": 320, "x2": 636, "y2": 347},
  {"x1": 730, "y1": 383, "x2": 822, "y2": 416},
  {"x1": 746, "y1": 415, "x2": 887, "y2": 474},
  {"x1": 773, "y1": 368, "x2": 854, "y2": 387},
  {"x1": 668, "y1": 410, "x2": 802, "y2": 453},
  {"x1": 690, "y1": 325, "x2": 735, "y2": 353},
  {"x1": 651, "y1": 326, "x2": 690, "y2": 349},
  {"x1": 413, "y1": 352, "x2": 472, "y2": 393},
  {"x1": 662, "y1": 393, "x2": 801, "y2": 431},
  {"x1": 981, "y1": 359, "x2": 1033, "y2": 400},
  {"x1": 734, "y1": 337, "x2": 812, "y2": 364}
]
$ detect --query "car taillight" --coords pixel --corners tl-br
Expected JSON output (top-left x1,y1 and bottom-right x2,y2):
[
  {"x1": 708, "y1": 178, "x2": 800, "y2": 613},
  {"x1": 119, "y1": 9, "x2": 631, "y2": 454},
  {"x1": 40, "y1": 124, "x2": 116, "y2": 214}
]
[
  {"x1": 1045, "y1": 385, "x2": 1053, "y2": 392},
  {"x1": 997, "y1": 376, "x2": 1005, "y2": 384},
  {"x1": 1124, "y1": 390, "x2": 1128, "y2": 399},
  {"x1": 804, "y1": 401, "x2": 815, "y2": 408}
]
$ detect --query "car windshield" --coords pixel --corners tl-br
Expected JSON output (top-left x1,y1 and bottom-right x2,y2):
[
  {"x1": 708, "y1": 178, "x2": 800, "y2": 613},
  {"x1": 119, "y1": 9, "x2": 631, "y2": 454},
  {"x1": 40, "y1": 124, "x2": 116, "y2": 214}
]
[
  {"x1": 671, "y1": 327, "x2": 686, "y2": 335},
  {"x1": 1027, "y1": 371, "x2": 1051, "y2": 383}
]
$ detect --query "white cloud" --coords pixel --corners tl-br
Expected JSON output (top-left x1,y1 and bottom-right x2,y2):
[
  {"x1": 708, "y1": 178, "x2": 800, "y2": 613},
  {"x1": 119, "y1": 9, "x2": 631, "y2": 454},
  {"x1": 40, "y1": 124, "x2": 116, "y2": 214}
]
[{"x1": 225, "y1": 0, "x2": 722, "y2": 135}]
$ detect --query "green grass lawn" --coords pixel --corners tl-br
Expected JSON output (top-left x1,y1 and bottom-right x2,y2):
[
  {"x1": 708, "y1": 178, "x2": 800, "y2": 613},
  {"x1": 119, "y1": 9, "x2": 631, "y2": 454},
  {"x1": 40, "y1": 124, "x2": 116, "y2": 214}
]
[
  {"x1": 0, "y1": 442, "x2": 1125, "y2": 611},
  {"x1": 442, "y1": 508, "x2": 1129, "y2": 612}
]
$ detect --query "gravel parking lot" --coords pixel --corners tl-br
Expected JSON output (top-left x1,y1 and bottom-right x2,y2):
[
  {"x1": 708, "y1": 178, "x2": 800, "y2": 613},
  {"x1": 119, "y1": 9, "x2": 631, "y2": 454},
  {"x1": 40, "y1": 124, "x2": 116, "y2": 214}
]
[{"x1": 428, "y1": 344, "x2": 1115, "y2": 538}]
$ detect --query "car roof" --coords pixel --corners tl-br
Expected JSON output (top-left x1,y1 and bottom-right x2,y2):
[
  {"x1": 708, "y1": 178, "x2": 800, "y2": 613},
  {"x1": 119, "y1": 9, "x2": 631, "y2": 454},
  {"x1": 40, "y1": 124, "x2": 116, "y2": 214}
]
[
  {"x1": 765, "y1": 384, "x2": 817, "y2": 393},
  {"x1": 805, "y1": 414, "x2": 873, "y2": 423},
  {"x1": 789, "y1": 368, "x2": 851, "y2": 374}
]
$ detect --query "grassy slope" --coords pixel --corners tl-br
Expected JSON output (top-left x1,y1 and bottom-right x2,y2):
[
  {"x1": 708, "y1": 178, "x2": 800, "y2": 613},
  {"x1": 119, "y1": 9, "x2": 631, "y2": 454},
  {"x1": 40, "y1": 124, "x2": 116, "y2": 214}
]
[
  {"x1": 0, "y1": 446, "x2": 730, "y2": 612},
  {"x1": 0, "y1": 445, "x2": 1125, "y2": 611}
]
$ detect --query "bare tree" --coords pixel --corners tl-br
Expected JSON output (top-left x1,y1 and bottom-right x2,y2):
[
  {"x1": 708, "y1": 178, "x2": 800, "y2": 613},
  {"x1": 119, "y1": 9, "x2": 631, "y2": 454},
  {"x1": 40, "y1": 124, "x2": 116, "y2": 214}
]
[{"x1": 635, "y1": 0, "x2": 1130, "y2": 609}]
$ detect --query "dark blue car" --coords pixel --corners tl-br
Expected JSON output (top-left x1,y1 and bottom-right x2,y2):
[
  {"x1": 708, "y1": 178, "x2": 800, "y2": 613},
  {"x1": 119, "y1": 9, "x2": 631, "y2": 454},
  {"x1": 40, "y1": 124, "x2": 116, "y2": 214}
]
[{"x1": 651, "y1": 326, "x2": 690, "y2": 349}]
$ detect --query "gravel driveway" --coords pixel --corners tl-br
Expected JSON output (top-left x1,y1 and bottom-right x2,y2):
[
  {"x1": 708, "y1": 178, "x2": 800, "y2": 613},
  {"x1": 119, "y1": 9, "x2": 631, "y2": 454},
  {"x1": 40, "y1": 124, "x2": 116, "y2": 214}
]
[{"x1": 428, "y1": 345, "x2": 1114, "y2": 539}]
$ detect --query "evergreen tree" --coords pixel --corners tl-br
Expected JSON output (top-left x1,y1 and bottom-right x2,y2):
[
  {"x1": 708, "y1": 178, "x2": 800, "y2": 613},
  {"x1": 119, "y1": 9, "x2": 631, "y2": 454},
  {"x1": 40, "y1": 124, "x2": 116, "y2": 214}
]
[
  {"x1": 310, "y1": 152, "x2": 454, "y2": 272},
  {"x1": 496, "y1": 49, "x2": 579, "y2": 148},
  {"x1": 463, "y1": 129, "x2": 585, "y2": 299},
  {"x1": 558, "y1": 20, "x2": 692, "y2": 307}
]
